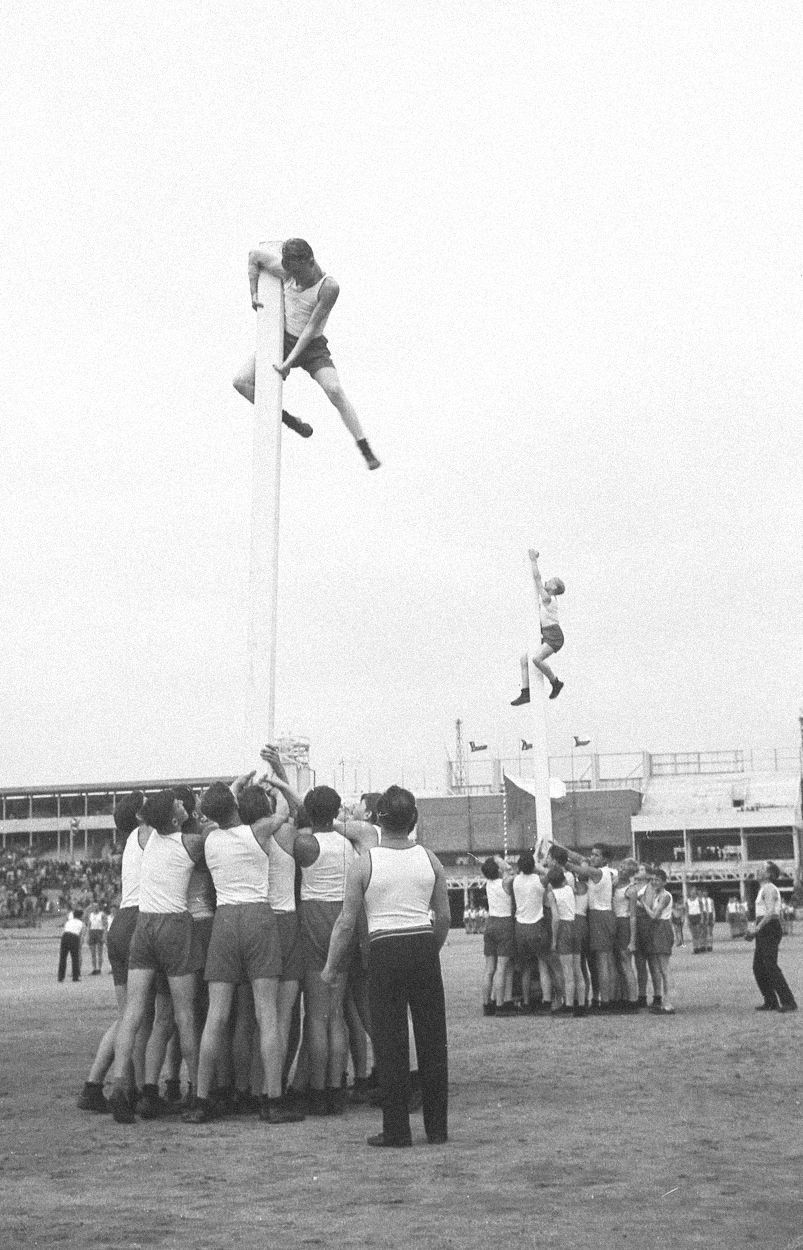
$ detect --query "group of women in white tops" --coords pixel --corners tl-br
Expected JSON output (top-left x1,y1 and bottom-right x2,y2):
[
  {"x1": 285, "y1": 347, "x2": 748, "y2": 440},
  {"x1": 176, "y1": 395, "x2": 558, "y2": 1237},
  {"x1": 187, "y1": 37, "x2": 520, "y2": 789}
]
[
  {"x1": 77, "y1": 756, "x2": 452, "y2": 1146},
  {"x1": 480, "y1": 843, "x2": 678, "y2": 1017}
]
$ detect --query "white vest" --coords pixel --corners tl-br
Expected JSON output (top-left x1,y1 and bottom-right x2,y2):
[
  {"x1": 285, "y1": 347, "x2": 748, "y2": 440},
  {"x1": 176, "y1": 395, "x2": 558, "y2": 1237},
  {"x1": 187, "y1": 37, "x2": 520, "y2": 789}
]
[
  {"x1": 300, "y1": 831, "x2": 354, "y2": 903},
  {"x1": 513, "y1": 873, "x2": 545, "y2": 924},
  {"x1": 486, "y1": 877, "x2": 513, "y2": 918},
  {"x1": 119, "y1": 826, "x2": 150, "y2": 910},
  {"x1": 204, "y1": 824, "x2": 269, "y2": 906},
  {"x1": 268, "y1": 836, "x2": 296, "y2": 913},
  {"x1": 364, "y1": 845, "x2": 435, "y2": 935},
  {"x1": 138, "y1": 830, "x2": 194, "y2": 914},
  {"x1": 587, "y1": 865, "x2": 614, "y2": 911},
  {"x1": 283, "y1": 273, "x2": 330, "y2": 337}
]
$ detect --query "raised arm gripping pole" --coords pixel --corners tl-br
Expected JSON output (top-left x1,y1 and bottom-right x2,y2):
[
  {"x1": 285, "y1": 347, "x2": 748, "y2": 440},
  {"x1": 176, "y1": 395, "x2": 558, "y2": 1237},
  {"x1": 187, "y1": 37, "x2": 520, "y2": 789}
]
[{"x1": 245, "y1": 249, "x2": 284, "y2": 755}]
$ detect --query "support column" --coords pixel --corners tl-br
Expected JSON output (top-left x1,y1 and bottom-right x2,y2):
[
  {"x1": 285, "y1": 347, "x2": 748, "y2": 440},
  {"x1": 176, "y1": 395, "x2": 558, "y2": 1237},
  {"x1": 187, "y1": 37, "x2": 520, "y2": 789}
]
[
  {"x1": 246, "y1": 251, "x2": 284, "y2": 757},
  {"x1": 526, "y1": 561, "x2": 553, "y2": 858}
]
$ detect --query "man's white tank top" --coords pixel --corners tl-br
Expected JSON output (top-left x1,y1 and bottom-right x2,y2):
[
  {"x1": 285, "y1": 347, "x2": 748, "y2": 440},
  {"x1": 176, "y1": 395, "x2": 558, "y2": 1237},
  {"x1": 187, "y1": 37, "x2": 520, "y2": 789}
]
[
  {"x1": 551, "y1": 883, "x2": 576, "y2": 922},
  {"x1": 268, "y1": 836, "x2": 296, "y2": 913},
  {"x1": 540, "y1": 597, "x2": 560, "y2": 628},
  {"x1": 486, "y1": 877, "x2": 513, "y2": 918},
  {"x1": 587, "y1": 865, "x2": 614, "y2": 911},
  {"x1": 138, "y1": 830, "x2": 195, "y2": 914},
  {"x1": 574, "y1": 888, "x2": 589, "y2": 917},
  {"x1": 187, "y1": 862, "x2": 215, "y2": 920},
  {"x1": 612, "y1": 883, "x2": 633, "y2": 919},
  {"x1": 513, "y1": 874, "x2": 545, "y2": 924},
  {"x1": 300, "y1": 831, "x2": 354, "y2": 903},
  {"x1": 755, "y1": 882, "x2": 780, "y2": 919},
  {"x1": 283, "y1": 274, "x2": 330, "y2": 337},
  {"x1": 686, "y1": 896, "x2": 702, "y2": 917},
  {"x1": 364, "y1": 845, "x2": 435, "y2": 936},
  {"x1": 119, "y1": 826, "x2": 151, "y2": 910},
  {"x1": 204, "y1": 824, "x2": 269, "y2": 906}
]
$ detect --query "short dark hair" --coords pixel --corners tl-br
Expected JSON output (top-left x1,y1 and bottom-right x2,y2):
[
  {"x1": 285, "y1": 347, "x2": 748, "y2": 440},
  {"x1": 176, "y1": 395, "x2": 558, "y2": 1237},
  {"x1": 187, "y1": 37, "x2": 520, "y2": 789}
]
[
  {"x1": 304, "y1": 786, "x2": 342, "y2": 826},
  {"x1": 765, "y1": 860, "x2": 781, "y2": 882},
  {"x1": 201, "y1": 782, "x2": 238, "y2": 826},
  {"x1": 282, "y1": 237, "x2": 313, "y2": 264},
  {"x1": 592, "y1": 843, "x2": 610, "y2": 862},
  {"x1": 547, "y1": 866, "x2": 566, "y2": 889},
  {"x1": 549, "y1": 845, "x2": 569, "y2": 866},
  {"x1": 173, "y1": 785, "x2": 197, "y2": 816},
  {"x1": 518, "y1": 851, "x2": 535, "y2": 875},
  {"x1": 376, "y1": 786, "x2": 417, "y2": 833},
  {"x1": 482, "y1": 856, "x2": 500, "y2": 881},
  {"x1": 360, "y1": 792, "x2": 382, "y2": 824},
  {"x1": 142, "y1": 789, "x2": 177, "y2": 835},
  {"x1": 72, "y1": 907, "x2": 84, "y2": 920},
  {"x1": 114, "y1": 790, "x2": 145, "y2": 837},
  {"x1": 652, "y1": 867, "x2": 668, "y2": 883},
  {"x1": 238, "y1": 785, "x2": 275, "y2": 825}
]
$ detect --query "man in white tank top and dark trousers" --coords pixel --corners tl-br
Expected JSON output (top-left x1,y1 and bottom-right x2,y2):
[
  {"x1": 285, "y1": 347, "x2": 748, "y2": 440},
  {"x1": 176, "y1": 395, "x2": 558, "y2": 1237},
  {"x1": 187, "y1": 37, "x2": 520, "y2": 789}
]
[
  {"x1": 234, "y1": 237, "x2": 381, "y2": 470},
  {"x1": 322, "y1": 786, "x2": 450, "y2": 1148},
  {"x1": 107, "y1": 789, "x2": 207, "y2": 1123}
]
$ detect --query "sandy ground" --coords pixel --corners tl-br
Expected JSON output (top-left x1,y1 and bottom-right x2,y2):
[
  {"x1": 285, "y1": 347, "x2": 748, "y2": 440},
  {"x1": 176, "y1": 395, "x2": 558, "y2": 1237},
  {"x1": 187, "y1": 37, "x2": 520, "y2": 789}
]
[{"x1": 0, "y1": 923, "x2": 800, "y2": 1250}]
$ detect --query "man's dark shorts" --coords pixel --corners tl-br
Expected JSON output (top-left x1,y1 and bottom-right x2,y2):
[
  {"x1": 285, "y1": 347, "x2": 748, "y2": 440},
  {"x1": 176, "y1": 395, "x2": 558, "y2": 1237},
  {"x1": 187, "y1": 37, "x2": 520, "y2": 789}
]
[
  {"x1": 284, "y1": 331, "x2": 334, "y2": 377},
  {"x1": 541, "y1": 625, "x2": 564, "y2": 653},
  {"x1": 128, "y1": 911, "x2": 201, "y2": 979}
]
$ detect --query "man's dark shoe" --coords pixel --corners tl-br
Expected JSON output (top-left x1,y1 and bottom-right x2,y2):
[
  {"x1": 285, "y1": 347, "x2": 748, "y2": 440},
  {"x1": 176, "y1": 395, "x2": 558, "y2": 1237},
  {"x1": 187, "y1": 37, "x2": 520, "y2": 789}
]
[
  {"x1": 182, "y1": 1098, "x2": 215, "y2": 1124},
  {"x1": 510, "y1": 689, "x2": 531, "y2": 706},
  {"x1": 108, "y1": 1083, "x2": 135, "y2": 1125},
  {"x1": 549, "y1": 679, "x2": 564, "y2": 700},
  {"x1": 282, "y1": 409, "x2": 313, "y2": 438},
  {"x1": 327, "y1": 1086, "x2": 349, "y2": 1115},
  {"x1": 164, "y1": 1078, "x2": 182, "y2": 1104},
  {"x1": 77, "y1": 1082, "x2": 109, "y2": 1113},
  {"x1": 755, "y1": 1003, "x2": 778, "y2": 1011},
  {"x1": 137, "y1": 1085, "x2": 172, "y2": 1120},
  {"x1": 426, "y1": 1133, "x2": 448, "y2": 1145},
  {"x1": 307, "y1": 1089, "x2": 329, "y2": 1117},
  {"x1": 357, "y1": 438, "x2": 381, "y2": 470},
  {"x1": 259, "y1": 1096, "x2": 305, "y2": 1124},
  {"x1": 778, "y1": 1002, "x2": 798, "y2": 1013},
  {"x1": 367, "y1": 1132, "x2": 412, "y2": 1148},
  {"x1": 482, "y1": 1002, "x2": 496, "y2": 1017}
]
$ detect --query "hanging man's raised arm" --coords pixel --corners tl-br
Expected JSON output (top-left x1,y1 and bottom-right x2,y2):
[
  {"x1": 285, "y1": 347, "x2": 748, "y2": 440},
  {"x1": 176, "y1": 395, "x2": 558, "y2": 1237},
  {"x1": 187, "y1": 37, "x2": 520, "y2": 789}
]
[{"x1": 248, "y1": 245, "x2": 286, "y2": 308}]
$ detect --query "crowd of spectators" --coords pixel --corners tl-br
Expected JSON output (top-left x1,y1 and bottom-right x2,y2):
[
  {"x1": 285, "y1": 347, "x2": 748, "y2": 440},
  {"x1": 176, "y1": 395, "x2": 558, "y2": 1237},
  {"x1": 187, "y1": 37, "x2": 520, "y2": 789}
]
[{"x1": 0, "y1": 849, "x2": 122, "y2": 921}]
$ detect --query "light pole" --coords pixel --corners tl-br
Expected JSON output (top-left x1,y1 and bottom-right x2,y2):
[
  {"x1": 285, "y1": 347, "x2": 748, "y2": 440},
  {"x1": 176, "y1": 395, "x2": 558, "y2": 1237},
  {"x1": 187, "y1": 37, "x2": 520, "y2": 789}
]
[{"x1": 571, "y1": 736, "x2": 590, "y2": 848}]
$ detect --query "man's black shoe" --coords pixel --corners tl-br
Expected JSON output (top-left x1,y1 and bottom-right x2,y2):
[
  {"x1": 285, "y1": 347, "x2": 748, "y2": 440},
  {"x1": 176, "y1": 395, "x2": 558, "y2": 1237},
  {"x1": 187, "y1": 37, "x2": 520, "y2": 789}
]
[
  {"x1": 510, "y1": 689, "x2": 530, "y2": 706},
  {"x1": 367, "y1": 1132, "x2": 411, "y2": 1148},
  {"x1": 549, "y1": 679, "x2": 564, "y2": 700},
  {"x1": 281, "y1": 410, "x2": 313, "y2": 438}
]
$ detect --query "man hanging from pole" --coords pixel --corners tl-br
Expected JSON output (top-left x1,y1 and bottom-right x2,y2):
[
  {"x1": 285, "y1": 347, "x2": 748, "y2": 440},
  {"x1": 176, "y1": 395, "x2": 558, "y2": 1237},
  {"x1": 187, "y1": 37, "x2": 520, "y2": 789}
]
[
  {"x1": 234, "y1": 238, "x2": 381, "y2": 470},
  {"x1": 511, "y1": 548, "x2": 566, "y2": 705}
]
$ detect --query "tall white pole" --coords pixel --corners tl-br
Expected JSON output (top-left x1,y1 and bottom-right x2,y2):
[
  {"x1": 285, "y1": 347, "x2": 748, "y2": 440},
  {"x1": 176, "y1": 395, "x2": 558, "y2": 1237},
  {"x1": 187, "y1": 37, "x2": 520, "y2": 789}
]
[
  {"x1": 245, "y1": 254, "x2": 284, "y2": 757},
  {"x1": 526, "y1": 558, "x2": 553, "y2": 858}
]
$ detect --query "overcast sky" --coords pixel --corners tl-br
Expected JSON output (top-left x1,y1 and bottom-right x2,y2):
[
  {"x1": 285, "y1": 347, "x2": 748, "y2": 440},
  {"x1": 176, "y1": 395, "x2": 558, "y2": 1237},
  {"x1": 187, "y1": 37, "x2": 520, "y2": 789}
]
[{"x1": 2, "y1": 1, "x2": 801, "y2": 795}]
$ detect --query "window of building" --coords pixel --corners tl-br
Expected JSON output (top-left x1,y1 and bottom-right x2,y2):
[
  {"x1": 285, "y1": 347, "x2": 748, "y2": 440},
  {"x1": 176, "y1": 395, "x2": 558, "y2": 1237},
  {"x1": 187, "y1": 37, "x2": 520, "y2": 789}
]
[
  {"x1": 745, "y1": 831, "x2": 794, "y2": 860},
  {"x1": 3, "y1": 797, "x2": 31, "y2": 820},
  {"x1": 59, "y1": 794, "x2": 86, "y2": 818},
  {"x1": 86, "y1": 792, "x2": 114, "y2": 817},
  {"x1": 31, "y1": 795, "x2": 58, "y2": 819}
]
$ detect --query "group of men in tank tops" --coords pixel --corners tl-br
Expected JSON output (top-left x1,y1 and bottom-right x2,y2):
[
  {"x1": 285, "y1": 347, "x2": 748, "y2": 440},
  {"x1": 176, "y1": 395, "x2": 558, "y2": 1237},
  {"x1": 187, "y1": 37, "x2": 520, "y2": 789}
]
[
  {"x1": 76, "y1": 753, "x2": 451, "y2": 1148},
  {"x1": 480, "y1": 845, "x2": 797, "y2": 1017},
  {"x1": 481, "y1": 842, "x2": 680, "y2": 1017}
]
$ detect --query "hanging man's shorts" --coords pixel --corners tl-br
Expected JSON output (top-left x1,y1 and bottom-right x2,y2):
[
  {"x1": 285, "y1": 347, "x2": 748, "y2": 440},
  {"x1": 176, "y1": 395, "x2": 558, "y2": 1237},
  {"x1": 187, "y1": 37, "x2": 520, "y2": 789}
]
[
  {"x1": 284, "y1": 331, "x2": 334, "y2": 376},
  {"x1": 540, "y1": 625, "x2": 565, "y2": 653}
]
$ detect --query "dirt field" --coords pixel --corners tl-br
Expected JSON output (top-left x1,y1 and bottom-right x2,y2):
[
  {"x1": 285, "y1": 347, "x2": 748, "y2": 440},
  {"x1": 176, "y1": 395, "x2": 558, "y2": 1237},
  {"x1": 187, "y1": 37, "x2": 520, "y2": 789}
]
[{"x1": 0, "y1": 923, "x2": 800, "y2": 1250}]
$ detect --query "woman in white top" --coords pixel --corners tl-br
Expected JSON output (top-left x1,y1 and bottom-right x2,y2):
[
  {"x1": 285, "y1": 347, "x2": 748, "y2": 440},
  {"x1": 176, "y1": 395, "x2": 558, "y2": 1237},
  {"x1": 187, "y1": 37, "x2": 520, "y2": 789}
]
[
  {"x1": 481, "y1": 856, "x2": 515, "y2": 1015},
  {"x1": 640, "y1": 869, "x2": 676, "y2": 1014},
  {"x1": 749, "y1": 862, "x2": 797, "y2": 1012}
]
